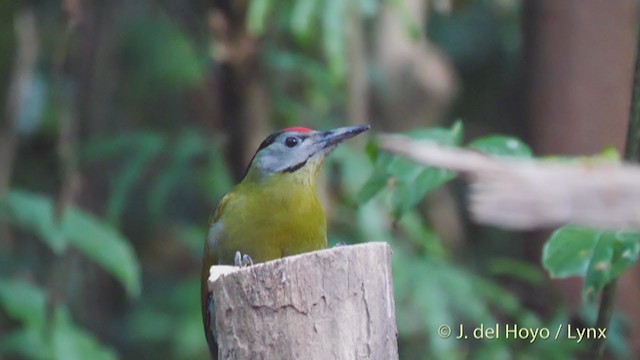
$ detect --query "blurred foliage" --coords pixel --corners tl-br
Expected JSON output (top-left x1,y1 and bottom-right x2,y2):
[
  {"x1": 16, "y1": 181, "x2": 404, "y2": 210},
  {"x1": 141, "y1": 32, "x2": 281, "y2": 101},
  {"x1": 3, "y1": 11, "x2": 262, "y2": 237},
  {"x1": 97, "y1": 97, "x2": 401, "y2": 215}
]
[
  {"x1": 0, "y1": 279, "x2": 118, "y2": 359},
  {"x1": 356, "y1": 121, "x2": 637, "y2": 358},
  {"x1": 0, "y1": 190, "x2": 140, "y2": 296},
  {"x1": 0, "y1": 0, "x2": 635, "y2": 359},
  {"x1": 358, "y1": 122, "x2": 463, "y2": 217},
  {"x1": 352, "y1": 122, "x2": 590, "y2": 359},
  {"x1": 544, "y1": 227, "x2": 640, "y2": 301},
  {"x1": 246, "y1": 0, "x2": 380, "y2": 81},
  {"x1": 121, "y1": 14, "x2": 207, "y2": 99}
]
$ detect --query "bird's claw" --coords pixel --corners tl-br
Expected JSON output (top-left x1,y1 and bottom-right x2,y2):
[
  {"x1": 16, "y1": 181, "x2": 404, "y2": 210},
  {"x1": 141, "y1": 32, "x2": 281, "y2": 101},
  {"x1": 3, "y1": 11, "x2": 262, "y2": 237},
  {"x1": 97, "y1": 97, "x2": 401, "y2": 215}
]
[
  {"x1": 234, "y1": 251, "x2": 241, "y2": 267},
  {"x1": 242, "y1": 254, "x2": 253, "y2": 267},
  {"x1": 234, "y1": 251, "x2": 254, "y2": 267}
]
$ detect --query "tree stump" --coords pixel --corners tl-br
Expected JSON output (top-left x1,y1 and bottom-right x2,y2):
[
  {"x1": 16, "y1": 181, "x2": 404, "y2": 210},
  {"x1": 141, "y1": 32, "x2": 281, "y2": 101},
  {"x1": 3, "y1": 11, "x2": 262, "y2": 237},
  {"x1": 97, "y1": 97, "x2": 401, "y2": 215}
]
[{"x1": 208, "y1": 242, "x2": 398, "y2": 360}]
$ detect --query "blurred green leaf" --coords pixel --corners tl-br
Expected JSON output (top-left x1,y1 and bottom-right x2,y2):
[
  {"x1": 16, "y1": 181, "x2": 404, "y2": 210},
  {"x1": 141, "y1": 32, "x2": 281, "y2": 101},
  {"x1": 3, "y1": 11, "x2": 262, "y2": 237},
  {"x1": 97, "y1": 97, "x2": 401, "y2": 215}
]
[
  {"x1": 247, "y1": 0, "x2": 272, "y2": 35},
  {"x1": 543, "y1": 226, "x2": 640, "y2": 298},
  {"x1": 364, "y1": 138, "x2": 380, "y2": 162},
  {"x1": 468, "y1": 135, "x2": 532, "y2": 158},
  {"x1": 358, "y1": 0, "x2": 379, "y2": 18},
  {"x1": 123, "y1": 16, "x2": 205, "y2": 94},
  {"x1": 405, "y1": 120, "x2": 464, "y2": 146},
  {"x1": 0, "y1": 327, "x2": 49, "y2": 360},
  {"x1": 107, "y1": 133, "x2": 164, "y2": 226},
  {"x1": 488, "y1": 258, "x2": 545, "y2": 285},
  {"x1": 322, "y1": 0, "x2": 347, "y2": 81},
  {"x1": 397, "y1": 212, "x2": 444, "y2": 257},
  {"x1": 387, "y1": 156, "x2": 424, "y2": 182},
  {"x1": 476, "y1": 278, "x2": 523, "y2": 317},
  {"x1": 356, "y1": 167, "x2": 389, "y2": 204},
  {"x1": 63, "y1": 206, "x2": 141, "y2": 297},
  {"x1": 597, "y1": 146, "x2": 621, "y2": 161},
  {"x1": 392, "y1": 168, "x2": 454, "y2": 217},
  {"x1": 147, "y1": 132, "x2": 204, "y2": 220},
  {"x1": 357, "y1": 123, "x2": 462, "y2": 209},
  {"x1": 0, "y1": 190, "x2": 66, "y2": 253},
  {"x1": 386, "y1": 122, "x2": 461, "y2": 217},
  {"x1": 542, "y1": 226, "x2": 599, "y2": 278},
  {"x1": 0, "y1": 190, "x2": 140, "y2": 297},
  {"x1": 391, "y1": 180, "x2": 415, "y2": 217},
  {"x1": 414, "y1": 167, "x2": 455, "y2": 195},
  {"x1": 542, "y1": 146, "x2": 621, "y2": 164},
  {"x1": 52, "y1": 306, "x2": 118, "y2": 360},
  {"x1": 83, "y1": 135, "x2": 141, "y2": 162},
  {"x1": 583, "y1": 234, "x2": 615, "y2": 300},
  {"x1": 291, "y1": 0, "x2": 318, "y2": 42},
  {"x1": 440, "y1": 267, "x2": 494, "y2": 324},
  {"x1": 200, "y1": 142, "x2": 233, "y2": 204},
  {"x1": 356, "y1": 151, "x2": 394, "y2": 204},
  {"x1": 0, "y1": 279, "x2": 46, "y2": 327},
  {"x1": 0, "y1": 283, "x2": 118, "y2": 360},
  {"x1": 584, "y1": 231, "x2": 640, "y2": 299},
  {"x1": 607, "y1": 232, "x2": 640, "y2": 277}
]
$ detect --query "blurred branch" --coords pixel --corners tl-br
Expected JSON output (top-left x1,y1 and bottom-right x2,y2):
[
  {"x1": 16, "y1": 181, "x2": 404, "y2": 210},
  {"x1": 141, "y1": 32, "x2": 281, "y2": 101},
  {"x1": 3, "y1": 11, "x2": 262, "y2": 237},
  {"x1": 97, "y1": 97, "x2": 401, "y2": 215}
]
[
  {"x1": 209, "y1": 3, "x2": 266, "y2": 180},
  {"x1": 379, "y1": 136, "x2": 640, "y2": 231},
  {"x1": 1, "y1": 12, "x2": 37, "y2": 192},
  {"x1": 53, "y1": 84, "x2": 80, "y2": 220},
  {"x1": 0, "y1": 9, "x2": 38, "y2": 249},
  {"x1": 46, "y1": 1, "x2": 81, "y2": 327}
]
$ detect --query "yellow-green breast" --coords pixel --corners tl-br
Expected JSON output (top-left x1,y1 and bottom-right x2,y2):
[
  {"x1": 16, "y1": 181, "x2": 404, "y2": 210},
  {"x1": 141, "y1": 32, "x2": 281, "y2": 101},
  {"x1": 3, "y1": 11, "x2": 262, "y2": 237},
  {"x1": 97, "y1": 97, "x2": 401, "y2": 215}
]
[{"x1": 207, "y1": 171, "x2": 327, "y2": 265}]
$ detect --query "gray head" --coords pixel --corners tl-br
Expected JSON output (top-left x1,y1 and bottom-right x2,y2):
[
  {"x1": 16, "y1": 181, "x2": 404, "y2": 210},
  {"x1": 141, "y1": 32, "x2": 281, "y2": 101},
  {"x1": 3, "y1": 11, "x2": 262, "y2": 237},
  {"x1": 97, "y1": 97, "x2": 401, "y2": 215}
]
[{"x1": 243, "y1": 125, "x2": 370, "y2": 180}]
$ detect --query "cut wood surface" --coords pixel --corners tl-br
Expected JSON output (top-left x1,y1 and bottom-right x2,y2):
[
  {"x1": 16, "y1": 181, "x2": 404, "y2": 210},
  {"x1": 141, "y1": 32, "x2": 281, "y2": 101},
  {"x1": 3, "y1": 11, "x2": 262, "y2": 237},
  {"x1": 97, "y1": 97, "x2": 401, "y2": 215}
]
[{"x1": 208, "y1": 242, "x2": 398, "y2": 360}]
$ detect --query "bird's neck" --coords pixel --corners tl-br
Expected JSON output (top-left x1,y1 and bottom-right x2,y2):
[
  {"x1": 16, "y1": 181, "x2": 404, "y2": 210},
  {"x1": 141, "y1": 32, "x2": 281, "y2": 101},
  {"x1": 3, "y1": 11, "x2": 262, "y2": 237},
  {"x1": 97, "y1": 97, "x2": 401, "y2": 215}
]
[
  {"x1": 239, "y1": 167, "x2": 322, "y2": 212},
  {"x1": 242, "y1": 171, "x2": 316, "y2": 193},
  {"x1": 244, "y1": 160, "x2": 322, "y2": 188}
]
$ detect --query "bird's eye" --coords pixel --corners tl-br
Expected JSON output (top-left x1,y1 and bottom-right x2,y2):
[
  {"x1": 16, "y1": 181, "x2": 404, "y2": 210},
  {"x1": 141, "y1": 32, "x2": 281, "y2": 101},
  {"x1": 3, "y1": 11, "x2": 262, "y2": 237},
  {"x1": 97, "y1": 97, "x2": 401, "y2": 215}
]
[{"x1": 285, "y1": 137, "x2": 299, "y2": 148}]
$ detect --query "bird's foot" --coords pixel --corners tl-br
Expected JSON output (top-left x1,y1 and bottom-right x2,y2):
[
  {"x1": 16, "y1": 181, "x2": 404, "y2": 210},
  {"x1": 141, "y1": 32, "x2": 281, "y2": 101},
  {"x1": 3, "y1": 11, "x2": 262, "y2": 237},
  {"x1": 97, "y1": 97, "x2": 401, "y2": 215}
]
[
  {"x1": 333, "y1": 241, "x2": 347, "y2": 248},
  {"x1": 234, "y1": 251, "x2": 254, "y2": 267},
  {"x1": 242, "y1": 254, "x2": 253, "y2": 267}
]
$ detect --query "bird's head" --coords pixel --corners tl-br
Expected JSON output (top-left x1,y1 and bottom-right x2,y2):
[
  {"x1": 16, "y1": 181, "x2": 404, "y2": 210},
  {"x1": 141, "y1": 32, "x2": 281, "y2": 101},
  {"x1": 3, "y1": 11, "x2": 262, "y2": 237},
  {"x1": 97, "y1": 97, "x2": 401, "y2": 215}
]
[{"x1": 243, "y1": 125, "x2": 370, "y2": 183}]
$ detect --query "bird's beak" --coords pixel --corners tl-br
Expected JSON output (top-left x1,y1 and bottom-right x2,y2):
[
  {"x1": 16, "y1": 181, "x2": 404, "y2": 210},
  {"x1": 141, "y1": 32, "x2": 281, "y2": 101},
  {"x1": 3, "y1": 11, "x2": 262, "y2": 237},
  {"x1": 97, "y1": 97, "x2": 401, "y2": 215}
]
[{"x1": 318, "y1": 125, "x2": 370, "y2": 149}]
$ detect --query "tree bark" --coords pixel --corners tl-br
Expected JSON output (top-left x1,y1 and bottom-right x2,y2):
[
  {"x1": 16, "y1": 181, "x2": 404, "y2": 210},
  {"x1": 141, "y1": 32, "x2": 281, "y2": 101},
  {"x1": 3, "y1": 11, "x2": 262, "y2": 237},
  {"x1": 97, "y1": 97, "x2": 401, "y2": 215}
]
[
  {"x1": 524, "y1": 0, "x2": 635, "y2": 155},
  {"x1": 208, "y1": 243, "x2": 399, "y2": 360},
  {"x1": 208, "y1": 2, "x2": 269, "y2": 181},
  {"x1": 523, "y1": 0, "x2": 640, "y2": 353}
]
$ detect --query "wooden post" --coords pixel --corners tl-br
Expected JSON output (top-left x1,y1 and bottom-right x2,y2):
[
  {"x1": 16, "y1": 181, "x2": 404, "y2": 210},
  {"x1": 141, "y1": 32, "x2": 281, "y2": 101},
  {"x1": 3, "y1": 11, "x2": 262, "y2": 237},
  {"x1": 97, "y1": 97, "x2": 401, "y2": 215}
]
[{"x1": 208, "y1": 242, "x2": 398, "y2": 359}]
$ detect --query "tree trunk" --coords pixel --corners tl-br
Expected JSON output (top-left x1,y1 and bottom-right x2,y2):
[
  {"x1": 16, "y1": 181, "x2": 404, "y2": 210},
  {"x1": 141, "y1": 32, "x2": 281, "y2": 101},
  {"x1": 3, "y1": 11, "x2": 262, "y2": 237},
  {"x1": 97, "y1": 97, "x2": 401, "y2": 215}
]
[
  {"x1": 208, "y1": 243, "x2": 399, "y2": 360},
  {"x1": 523, "y1": 0, "x2": 640, "y2": 353}
]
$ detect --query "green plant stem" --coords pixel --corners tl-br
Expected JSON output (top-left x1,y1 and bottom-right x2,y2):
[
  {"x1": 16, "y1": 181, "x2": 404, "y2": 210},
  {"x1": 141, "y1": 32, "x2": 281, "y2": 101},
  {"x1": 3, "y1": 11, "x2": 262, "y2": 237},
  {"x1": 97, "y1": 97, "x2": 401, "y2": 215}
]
[
  {"x1": 590, "y1": 26, "x2": 640, "y2": 360},
  {"x1": 590, "y1": 280, "x2": 618, "y2": 358}
]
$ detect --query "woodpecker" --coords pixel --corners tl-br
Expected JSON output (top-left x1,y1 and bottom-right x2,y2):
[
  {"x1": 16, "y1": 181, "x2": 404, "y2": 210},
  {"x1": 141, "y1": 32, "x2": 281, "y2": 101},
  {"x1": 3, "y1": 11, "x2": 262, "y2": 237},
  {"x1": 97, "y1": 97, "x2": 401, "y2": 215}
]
[{"x1": 201, "y1": 125, "x2": 370, "y2": 358}]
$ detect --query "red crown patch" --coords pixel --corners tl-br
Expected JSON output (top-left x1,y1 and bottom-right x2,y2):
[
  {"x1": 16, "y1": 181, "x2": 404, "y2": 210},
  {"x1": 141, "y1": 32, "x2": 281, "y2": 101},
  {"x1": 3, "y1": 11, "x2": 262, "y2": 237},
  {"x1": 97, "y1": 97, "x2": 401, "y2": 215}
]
[{"x1": 282, "y1": 127, "x2": 312, "y2": 133}]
